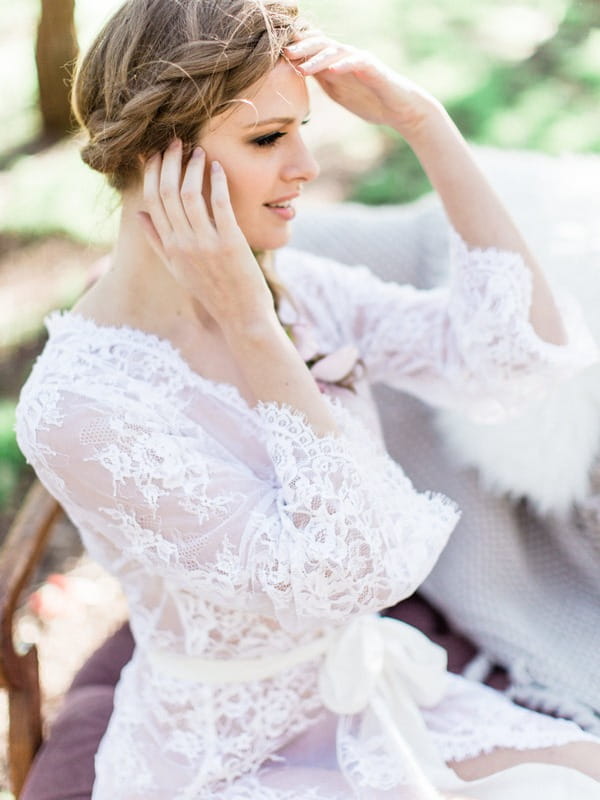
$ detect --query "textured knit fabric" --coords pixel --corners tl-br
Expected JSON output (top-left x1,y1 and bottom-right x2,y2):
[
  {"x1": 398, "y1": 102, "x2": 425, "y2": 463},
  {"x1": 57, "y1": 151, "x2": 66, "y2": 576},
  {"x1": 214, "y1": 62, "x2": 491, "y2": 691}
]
[
  {"x1": 427, "y1": 149, "x2": 600, "y2": 730},
  {"x1": 15, "y1": 231, "x2": 599, "y2": 799},
  {"x1": 292, "y1": 147, "x2": 600, "y2": 733}
]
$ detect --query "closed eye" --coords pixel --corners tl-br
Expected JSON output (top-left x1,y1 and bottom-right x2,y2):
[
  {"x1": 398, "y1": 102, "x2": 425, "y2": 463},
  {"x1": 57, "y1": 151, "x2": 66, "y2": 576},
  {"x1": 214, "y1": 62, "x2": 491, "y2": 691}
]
[
  {"x1": 250, "y1": 119, "x2": 310, "y2": 148},
  {"x1": 252, "y1": 131, "x2": 286, "y2": 148}
]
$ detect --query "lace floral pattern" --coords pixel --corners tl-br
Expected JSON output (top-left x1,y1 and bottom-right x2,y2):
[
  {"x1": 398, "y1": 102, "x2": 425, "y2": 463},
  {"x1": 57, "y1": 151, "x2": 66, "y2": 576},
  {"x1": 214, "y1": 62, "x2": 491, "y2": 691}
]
[
  {"x1": 277, "y1": 234, "x2": 598, "y2": 423},
  {"x1": 14, "y1": 237, "x2": 598, "y2": 799},
  {"x1": 423, "y1": 674, "x2": 597, "y2": 763},
  {"x1": 338, "y1": 728, "x2": 412, "y2": 790}
]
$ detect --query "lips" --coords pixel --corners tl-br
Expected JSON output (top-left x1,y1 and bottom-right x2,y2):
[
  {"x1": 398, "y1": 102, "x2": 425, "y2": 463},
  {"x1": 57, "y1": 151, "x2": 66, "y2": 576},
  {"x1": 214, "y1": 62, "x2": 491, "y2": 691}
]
[
  {"x1": 264, "y1": 193, "x2": 299, "y2": 209},
  {"x1": 263, "y1": 193, "x2": 299, "y2": 221},
  {"x1": 264, "y1": 204, "x2": 295, "y2": 221}
]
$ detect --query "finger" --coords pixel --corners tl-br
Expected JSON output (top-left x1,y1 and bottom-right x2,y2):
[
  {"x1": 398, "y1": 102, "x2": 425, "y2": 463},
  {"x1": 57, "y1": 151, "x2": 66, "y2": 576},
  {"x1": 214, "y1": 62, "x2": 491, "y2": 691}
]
[
  {"x1": 284, "y1": 36, "x2": 340, "y2": 61},
  {"x1": 286, "y1": 28, "x2": 324, "y2": 46},
  {"x1": 180, "y1": 147, "x2": 211, "y2": 231},
  {"x1": 325, "y1": 54, "x2": 369, "y2": 75},
  {"x1": 296, "y1": 46, "x2": 350, "y2": 75},
  {"x1": 159, "y1": 138, "x2": 194, "y2": 235},
  {"x1": 209, "y1": 161, "x2": 238, "y2": 236},
  {"x1": 142, "y1": 153, "x2": 172, "y2": 243}
]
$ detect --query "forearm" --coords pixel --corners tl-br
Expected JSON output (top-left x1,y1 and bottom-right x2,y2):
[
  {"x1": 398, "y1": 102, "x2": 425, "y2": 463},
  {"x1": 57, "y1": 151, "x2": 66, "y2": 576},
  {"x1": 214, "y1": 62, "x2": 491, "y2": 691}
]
[
  {"x1": 223, "y1": 318, "x2": 340, "y2": 437},
  {"x1": 290, "y1": 37, "x2": 567, "y2": 347},
  {"x1": 398, "y1": 104, "x2": 567, "y2": 346}
]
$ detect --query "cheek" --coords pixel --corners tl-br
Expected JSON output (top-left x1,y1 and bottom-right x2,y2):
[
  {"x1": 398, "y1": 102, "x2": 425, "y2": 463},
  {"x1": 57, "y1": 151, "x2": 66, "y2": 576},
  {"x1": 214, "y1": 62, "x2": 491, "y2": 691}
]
[
  {"x1": 223, "y1": 168, "x2": 263, "y2": 221},
  {"x1": 198, "y1": 142, "x2": 271, "y2": 225}
]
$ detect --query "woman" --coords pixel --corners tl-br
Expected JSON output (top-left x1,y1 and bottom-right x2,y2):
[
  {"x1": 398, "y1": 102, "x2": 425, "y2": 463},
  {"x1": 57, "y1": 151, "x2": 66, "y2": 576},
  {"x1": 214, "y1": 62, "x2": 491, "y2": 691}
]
[{"x1": 15, "y1": 0, "x2": 600, "y2": 797}]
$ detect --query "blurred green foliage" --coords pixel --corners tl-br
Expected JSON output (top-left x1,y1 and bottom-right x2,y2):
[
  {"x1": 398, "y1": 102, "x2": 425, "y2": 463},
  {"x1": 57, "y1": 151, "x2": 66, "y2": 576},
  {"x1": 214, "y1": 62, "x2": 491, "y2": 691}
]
[
  {"x1": 333, "y1": 0, "x2": 600, "y2": 203},
  {"x1": 1, "y1": 0, "x2": 598, "y2": 233},
  {"x1": 0, "y1": 0, "x2": 599, "y2": 521},
  {"x1": 0, "y1": 401, "x2": 25, "y2": 507}
]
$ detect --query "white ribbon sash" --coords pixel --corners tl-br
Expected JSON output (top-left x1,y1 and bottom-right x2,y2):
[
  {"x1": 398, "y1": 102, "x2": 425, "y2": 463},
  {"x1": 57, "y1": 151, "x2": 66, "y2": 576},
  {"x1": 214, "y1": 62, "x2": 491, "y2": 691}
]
[{"x1": 148, "y1": 614, "x2": 600, "y2": 799}]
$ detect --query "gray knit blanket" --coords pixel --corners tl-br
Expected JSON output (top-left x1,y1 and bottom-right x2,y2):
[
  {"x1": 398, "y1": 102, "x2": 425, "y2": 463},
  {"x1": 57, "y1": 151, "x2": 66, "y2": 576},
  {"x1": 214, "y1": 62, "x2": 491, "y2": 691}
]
[{"x1": 290, "y1": 146, "x2": 600, "y2": 732}]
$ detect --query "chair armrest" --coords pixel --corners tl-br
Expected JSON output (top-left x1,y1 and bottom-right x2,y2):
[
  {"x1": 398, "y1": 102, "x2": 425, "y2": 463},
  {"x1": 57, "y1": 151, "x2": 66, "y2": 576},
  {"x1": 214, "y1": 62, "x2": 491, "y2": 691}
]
[{"x1": 0, "y1": 479, "x2": 62, "y2": 797}]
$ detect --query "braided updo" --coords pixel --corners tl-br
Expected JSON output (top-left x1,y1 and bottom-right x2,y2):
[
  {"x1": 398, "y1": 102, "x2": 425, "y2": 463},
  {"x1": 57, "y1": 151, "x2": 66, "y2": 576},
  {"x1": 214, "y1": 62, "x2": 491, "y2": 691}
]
[{"x1": 72, "y1": 0, "x2": 308, "y2": 191}]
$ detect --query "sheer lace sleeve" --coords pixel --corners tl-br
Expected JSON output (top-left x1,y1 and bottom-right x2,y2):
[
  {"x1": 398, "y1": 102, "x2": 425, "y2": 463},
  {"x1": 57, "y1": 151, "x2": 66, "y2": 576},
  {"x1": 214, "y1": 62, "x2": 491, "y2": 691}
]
[
  {"x1": 15, "y1": 378, "x2": 459, "y2": 631},
  {"x1": 250, "y1": 399, "x2": 458, "y2": 629},
  {"x1": 283, "y1": 233, "x2": 598, "y2": 422}
]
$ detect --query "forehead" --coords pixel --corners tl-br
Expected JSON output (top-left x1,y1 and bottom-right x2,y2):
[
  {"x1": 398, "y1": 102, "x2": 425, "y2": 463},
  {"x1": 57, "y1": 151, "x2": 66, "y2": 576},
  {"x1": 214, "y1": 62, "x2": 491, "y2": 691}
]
[{"x1": 207, "y1": 59, "x2": 309, "y2": 133}]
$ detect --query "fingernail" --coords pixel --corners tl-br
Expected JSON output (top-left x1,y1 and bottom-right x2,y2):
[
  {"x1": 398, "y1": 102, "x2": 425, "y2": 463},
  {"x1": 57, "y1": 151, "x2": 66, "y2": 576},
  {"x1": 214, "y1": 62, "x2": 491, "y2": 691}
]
[
  {"x1": 211, "y1": 160, "x2": 222, "y2": 173},
  {"x1": 192, "y1": 147, "x2": 204, "y2": 159}
]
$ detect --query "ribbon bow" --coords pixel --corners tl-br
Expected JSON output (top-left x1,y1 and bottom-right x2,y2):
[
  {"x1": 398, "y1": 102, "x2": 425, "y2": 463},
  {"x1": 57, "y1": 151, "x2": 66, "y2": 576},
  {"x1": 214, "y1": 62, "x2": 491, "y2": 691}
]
[
  {"x1": 147, "y1": 613, "x2": 600, "y2": 797},
  {"x1": 319, "y1": 615, "x2": 448, "y2": 715},
  {"x1": 319, "y1": 615, "x2": 452, "y2": 796},
  {"x1": 318, "y1": 616, "x2": 600, "y2": 799}
]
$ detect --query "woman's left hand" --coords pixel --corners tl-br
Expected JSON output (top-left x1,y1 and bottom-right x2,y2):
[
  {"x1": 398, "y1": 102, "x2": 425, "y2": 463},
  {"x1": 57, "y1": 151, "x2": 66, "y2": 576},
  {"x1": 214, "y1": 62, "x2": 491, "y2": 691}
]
[{"x1": 285, "y1": 36, "x2": 440, "y2": 140}]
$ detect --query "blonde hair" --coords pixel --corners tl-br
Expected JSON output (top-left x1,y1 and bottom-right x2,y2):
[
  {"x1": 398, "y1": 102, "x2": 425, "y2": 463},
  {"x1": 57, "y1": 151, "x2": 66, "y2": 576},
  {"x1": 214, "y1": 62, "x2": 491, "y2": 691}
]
[{"x1": 72, "y1": 0, "x2": 309, "y2": 192}]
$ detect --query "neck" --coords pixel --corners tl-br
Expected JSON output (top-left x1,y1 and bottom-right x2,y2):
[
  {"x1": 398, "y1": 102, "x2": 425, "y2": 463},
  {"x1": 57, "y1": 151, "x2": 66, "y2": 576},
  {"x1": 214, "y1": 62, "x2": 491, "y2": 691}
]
[{"x1": 108, "y1": 193, "x2": 217, "y2": 334}]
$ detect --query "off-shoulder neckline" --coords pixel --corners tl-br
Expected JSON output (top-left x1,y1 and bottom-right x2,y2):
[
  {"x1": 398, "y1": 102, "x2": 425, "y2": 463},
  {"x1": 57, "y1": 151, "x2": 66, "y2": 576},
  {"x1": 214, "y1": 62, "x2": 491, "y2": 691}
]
[{"x1": 45, "y1": 309, "x2": 253, "y2": 414}]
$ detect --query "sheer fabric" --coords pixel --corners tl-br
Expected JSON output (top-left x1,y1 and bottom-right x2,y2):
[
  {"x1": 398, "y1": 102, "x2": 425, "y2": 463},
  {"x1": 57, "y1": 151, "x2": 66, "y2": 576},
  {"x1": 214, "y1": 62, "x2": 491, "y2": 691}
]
[{"x1": 15, "y1": 238, "x2": 598, "y2": 798}]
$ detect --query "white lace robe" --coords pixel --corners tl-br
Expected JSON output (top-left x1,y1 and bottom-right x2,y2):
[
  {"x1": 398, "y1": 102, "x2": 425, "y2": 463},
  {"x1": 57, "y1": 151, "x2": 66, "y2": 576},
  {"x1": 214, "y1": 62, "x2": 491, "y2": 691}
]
[{"x1": 15, "y1": 238, "x2": 599, "y2": 799}]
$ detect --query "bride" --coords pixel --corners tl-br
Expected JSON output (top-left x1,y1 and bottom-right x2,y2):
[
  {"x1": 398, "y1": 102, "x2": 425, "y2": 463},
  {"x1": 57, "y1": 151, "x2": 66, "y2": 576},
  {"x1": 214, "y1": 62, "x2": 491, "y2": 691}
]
[{"x1": 15, "y1": 0, "x2": 600, "y2": 797}]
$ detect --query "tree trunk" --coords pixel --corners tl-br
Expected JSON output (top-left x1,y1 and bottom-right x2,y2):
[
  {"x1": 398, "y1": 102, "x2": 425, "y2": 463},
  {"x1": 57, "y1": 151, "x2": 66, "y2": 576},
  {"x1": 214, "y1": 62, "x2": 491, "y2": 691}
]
[{"x1": 35, "y1": 0, "x2": 79, "y2": 140}]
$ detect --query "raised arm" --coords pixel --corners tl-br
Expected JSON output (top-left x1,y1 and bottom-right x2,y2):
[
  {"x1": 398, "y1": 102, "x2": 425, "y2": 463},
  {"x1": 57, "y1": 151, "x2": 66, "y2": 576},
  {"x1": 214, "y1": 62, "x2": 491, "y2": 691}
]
[{"x1": 286, "y1": 37, "x2": 566, "y2": 345}]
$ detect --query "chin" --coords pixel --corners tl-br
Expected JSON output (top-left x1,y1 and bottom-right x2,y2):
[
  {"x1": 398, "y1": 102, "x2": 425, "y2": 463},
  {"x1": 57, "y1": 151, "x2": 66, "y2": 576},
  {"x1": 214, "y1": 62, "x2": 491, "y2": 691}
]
[{"x1": 248, "y1": 226, "x2": 293, "y2": 253}]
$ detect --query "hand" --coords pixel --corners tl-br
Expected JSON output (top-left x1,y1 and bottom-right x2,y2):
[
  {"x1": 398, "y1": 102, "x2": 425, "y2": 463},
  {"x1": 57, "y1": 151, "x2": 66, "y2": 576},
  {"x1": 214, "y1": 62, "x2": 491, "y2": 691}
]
[
  {"x1": 138, "y1": 140, "x2": 276, "y2": 333},
  {"x1": 285, "y1": 36, "x2": 441, "y2": 139}
]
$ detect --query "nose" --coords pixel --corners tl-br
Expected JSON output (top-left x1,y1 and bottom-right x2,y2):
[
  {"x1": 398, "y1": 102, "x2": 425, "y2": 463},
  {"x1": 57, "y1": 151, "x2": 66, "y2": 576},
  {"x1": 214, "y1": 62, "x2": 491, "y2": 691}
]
[{"x1": 281, "y1": 134, "x2": 320, "y2": 185}]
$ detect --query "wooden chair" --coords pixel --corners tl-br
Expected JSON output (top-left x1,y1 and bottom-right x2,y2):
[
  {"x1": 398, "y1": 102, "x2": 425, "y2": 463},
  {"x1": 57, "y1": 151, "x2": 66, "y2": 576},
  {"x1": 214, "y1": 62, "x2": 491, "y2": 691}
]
[{"x1": 0, "y1": 480, "x2": 62, "y2": 796}]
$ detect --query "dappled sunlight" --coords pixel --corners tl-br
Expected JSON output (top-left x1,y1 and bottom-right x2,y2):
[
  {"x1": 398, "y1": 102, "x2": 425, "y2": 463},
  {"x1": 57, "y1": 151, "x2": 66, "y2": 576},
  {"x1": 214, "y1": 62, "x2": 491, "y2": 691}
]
[{"x1": 476, "y1": 5, "x2": 561, "y2": 60}]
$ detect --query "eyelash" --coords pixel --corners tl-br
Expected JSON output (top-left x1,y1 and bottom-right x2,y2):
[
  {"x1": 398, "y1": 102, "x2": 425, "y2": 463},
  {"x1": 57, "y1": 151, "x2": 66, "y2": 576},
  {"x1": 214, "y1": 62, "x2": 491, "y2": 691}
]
[
  {"x1": 251, "y1": 121, "x2": 310, "y2": 149},
  {"x1": 252, "y1": 131, "x2": 286, "y2": 148}
]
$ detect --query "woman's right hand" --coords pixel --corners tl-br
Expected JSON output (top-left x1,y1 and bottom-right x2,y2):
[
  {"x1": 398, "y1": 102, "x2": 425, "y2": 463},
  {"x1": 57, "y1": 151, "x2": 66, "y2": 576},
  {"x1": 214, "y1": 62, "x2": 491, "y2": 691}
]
[{"x1": 138, "y1": 139, "x2": 276, "y2": 335}]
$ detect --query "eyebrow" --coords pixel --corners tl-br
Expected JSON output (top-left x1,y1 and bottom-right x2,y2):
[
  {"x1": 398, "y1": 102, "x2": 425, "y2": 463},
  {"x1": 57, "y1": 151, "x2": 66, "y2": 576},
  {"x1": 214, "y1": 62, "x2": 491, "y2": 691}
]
[{"x1": 243, "y1": 114, "x2": 310, "y2": 129}]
